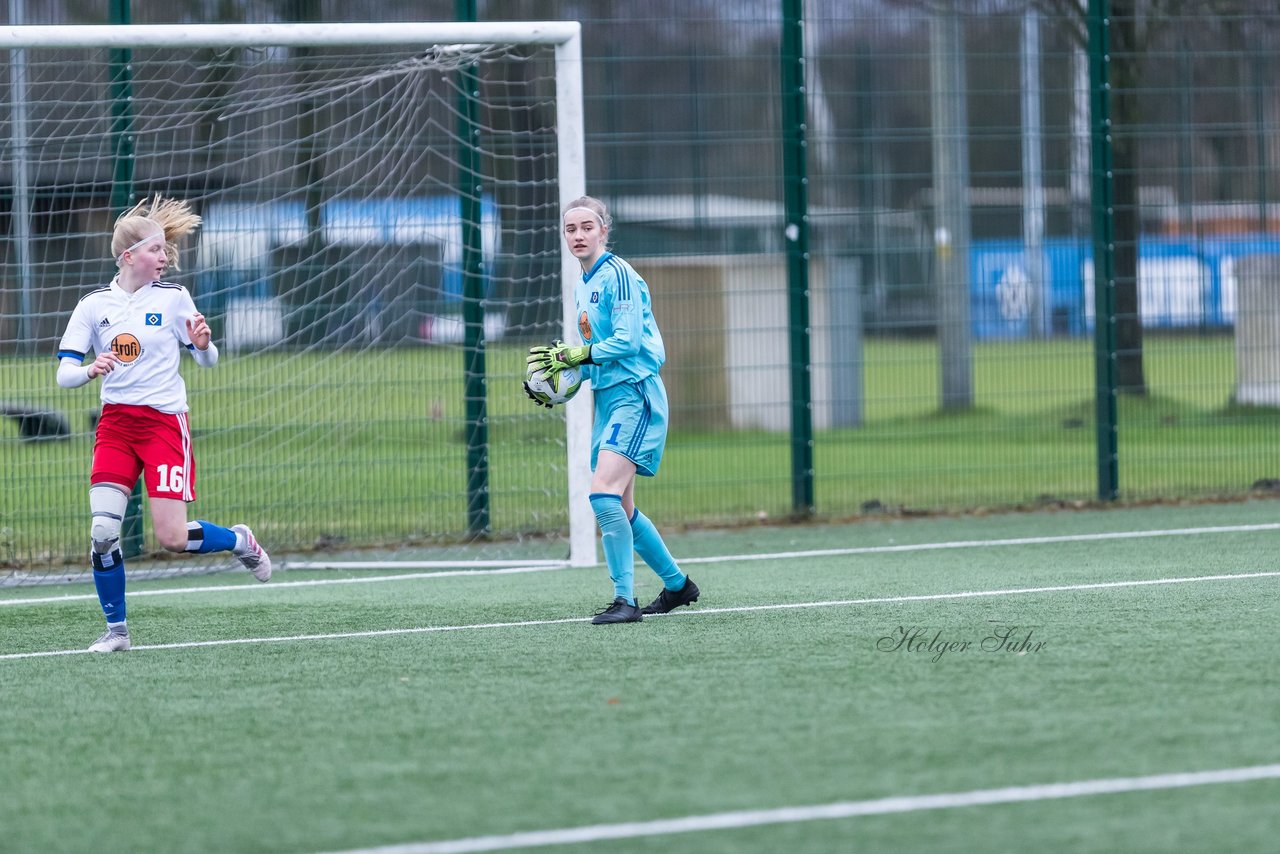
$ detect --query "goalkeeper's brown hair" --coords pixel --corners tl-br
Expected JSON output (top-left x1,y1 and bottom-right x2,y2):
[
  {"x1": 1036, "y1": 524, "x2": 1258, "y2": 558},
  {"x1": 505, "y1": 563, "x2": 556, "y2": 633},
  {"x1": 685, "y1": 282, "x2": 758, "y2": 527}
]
[{"x1": 111, "y1": 196, "x2": 203, "y2": 270}]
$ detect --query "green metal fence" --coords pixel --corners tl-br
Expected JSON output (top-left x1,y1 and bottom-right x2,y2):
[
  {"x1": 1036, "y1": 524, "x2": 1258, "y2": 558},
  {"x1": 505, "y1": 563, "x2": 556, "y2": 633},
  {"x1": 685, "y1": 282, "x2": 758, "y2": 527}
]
[{"x1": 3, "y1": 1, "x2": 1280, "y2": 575}]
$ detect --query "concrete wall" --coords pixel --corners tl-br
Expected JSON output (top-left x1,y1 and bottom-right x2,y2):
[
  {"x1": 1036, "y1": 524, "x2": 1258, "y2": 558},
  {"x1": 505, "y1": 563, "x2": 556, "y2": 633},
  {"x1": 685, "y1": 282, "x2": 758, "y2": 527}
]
[
  {"x1": 1234, "y1": 254, "x2": 1280, "y2": 406},
  {"x1": 638, "y1": 254, "x2": 863, "y2": 432}
]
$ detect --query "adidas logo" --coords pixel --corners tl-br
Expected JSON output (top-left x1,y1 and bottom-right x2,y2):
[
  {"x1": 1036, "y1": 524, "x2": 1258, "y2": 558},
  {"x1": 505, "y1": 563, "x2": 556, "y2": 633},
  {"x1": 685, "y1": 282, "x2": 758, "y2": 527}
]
[{"x1": 98, "y1": 317, "x2": 111, "y2": 327}]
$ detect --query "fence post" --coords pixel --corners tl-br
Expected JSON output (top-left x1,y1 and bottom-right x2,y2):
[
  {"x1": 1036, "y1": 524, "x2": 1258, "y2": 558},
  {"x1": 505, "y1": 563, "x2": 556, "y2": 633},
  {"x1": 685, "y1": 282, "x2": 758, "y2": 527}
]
[
  {"x1": 456, "y1": 0, "x2": 490, "y2": 537},
  {"x1": 1088, "y1": 0, "x2": 1119, "y2": 500},
  {"x1": 108, "y1": 0, "x2": 146, "y2": 557},
  {"x1": 780, "y1": 0, "x2": 815, "y2": 517},
  {"x1": 929, "y1": 4, "x2": 974, "y2": 410}
]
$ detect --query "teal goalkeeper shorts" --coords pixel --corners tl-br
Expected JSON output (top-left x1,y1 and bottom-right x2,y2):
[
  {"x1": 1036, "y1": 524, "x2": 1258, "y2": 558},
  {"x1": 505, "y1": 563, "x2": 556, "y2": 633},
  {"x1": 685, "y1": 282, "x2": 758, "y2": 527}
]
[{"x1": 590, "y1": 375, "x2": 669, "y2": 477}]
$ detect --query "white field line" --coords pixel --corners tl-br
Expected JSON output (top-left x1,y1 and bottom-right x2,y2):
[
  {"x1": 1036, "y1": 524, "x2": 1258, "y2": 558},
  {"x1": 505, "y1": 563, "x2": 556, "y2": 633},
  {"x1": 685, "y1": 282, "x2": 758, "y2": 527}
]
[
  {"x1": 0, "y1": 563, "x2": 571, "y2": 607},
  {"x1": 3, "y1": 521, "x2": 1278, "y2": 608},
  {"x1": 323, "y1": 763, "x2": 1280, "y2": 854},
  {"x1": 286, "y1": 559, "x2": 567, "y2": 570},
  {"x1": 271, "y1": 522, "x2": 1280, "y2": 569},
  {"x1": 1, "y1": 557, "x2": 569, "y2": 587},
  {"x1": 2, "y1": 569, "x2": 1276, "y2": 661}
]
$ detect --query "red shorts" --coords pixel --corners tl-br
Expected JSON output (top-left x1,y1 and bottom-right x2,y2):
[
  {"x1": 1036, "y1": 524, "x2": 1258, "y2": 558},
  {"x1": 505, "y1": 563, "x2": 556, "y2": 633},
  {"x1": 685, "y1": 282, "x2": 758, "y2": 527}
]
[{"x1": 91, "y1": 404, "x2": 197, "y2": 501}]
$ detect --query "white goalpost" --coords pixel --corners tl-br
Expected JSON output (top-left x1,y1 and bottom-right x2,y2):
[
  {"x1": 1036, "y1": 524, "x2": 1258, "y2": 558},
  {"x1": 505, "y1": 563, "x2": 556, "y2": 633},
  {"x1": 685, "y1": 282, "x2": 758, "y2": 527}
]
[{"x1": 0, "y1": 22, "x2": 596, "y2": 577}]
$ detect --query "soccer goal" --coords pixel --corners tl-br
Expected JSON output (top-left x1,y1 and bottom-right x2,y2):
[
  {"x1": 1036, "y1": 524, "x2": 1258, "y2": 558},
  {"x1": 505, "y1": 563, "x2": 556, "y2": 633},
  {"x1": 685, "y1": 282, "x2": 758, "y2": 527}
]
[{"x1": 0, "y1": 22, "x2": 595, "y2": 580}]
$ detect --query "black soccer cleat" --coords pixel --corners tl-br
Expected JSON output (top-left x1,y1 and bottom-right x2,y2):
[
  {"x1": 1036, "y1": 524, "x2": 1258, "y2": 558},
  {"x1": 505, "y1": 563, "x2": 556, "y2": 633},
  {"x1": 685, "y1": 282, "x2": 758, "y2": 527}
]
[
  {"x1": 591, "y1": 597, "x2": 644, "y2": 625},
  {"x1": 640, "y1": 576, "x2": 700, "y2": 615}
]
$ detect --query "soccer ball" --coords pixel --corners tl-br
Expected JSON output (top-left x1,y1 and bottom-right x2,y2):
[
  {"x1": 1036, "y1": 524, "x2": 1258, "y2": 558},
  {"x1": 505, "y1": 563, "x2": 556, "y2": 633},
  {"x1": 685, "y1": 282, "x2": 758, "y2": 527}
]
[{"x1": 525, "y1": 365, "x2": 583, "y2": 407}]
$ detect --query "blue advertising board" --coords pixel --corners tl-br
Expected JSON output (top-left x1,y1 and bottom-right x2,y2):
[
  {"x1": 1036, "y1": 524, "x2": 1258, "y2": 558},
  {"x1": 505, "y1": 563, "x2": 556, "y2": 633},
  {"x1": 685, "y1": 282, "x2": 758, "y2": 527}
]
[
  {"x1": 969, "y1": 235, "x2": 1280, "y2": 339},
  {"x1": 196, "y1": 195, "x2": 499, "y2": 309}
]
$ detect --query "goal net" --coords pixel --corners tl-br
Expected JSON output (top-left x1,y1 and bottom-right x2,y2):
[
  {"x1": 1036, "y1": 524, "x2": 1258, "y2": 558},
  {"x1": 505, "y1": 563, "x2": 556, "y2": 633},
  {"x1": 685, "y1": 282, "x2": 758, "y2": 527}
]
[{"x1": 0, "y1": 23, "x2": 594, "y2": 584}]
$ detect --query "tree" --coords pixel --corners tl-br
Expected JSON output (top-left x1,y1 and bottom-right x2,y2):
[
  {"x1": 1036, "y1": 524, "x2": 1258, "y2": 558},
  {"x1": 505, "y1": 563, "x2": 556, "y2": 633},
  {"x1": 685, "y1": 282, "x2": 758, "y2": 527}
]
[
  {"x1": 894, "y1": 0, "x2": 1153, "y2": 390},
  {"x1": 894, "y1": 0, "x2": 1277, "y2": 396},
  {"x1": 1034, "y1": 0, "x2": 1149, "y2": 394},
  {"x1": 1033, "y1": 0, "x2": 1280, "y2": 394}
]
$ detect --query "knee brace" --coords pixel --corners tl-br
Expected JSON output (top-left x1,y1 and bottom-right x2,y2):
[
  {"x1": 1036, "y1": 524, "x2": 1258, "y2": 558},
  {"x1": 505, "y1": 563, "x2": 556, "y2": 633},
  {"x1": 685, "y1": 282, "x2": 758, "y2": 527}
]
[{"x1": 89, "y1": 485, "x2": 129, "y2": 555}]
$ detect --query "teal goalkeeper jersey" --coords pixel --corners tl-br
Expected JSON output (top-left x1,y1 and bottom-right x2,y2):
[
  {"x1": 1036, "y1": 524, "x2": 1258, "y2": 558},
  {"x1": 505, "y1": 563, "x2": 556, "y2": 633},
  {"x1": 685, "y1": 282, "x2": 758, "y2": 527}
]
[{"x1": 573, "y1": 252, "x2": 666, "y2": 390}]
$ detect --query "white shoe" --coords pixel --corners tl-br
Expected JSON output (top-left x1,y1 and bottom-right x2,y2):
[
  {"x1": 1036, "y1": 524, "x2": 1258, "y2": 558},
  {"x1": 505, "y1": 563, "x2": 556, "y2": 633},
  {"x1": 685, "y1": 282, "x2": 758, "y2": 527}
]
[
  {"x1": 88, "y1": 629, "x2": 131, "y2": 653},
  {"x1": 232, "y1": 524, "x2": 272, "y2": 582}
]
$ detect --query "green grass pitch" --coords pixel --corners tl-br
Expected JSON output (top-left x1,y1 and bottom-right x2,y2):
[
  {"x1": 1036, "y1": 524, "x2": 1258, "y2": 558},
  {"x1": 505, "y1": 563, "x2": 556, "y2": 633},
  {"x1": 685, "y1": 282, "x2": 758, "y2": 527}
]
[
  {"x1": 6, "y1": 333, "x2": 1280, "y2": 572},
  {"x1": 2, "y1": 500, "x2": 1278, "y2": 852}
]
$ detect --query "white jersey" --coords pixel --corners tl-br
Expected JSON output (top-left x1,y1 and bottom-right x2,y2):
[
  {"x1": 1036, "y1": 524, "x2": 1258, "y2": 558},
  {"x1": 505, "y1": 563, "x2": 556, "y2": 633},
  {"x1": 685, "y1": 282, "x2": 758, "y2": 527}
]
[{"x1": 56, "y1": 277, "x2": 203, "y2": 414}]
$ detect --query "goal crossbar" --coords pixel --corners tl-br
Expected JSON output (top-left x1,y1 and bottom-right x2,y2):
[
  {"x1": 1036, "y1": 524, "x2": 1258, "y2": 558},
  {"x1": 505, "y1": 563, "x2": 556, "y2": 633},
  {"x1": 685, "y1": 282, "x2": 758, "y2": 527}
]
[{"x1": 0, "y1": 22, "x2": 581, "y2": 49}]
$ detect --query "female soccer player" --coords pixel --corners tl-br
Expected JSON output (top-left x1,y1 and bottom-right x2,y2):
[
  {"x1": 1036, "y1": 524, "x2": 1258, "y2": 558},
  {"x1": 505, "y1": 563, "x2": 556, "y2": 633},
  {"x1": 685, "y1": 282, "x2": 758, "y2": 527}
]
[
  {"x1": 55, "y1": 196, "x2": 271, "y2": 652},
  {"x1": 527, "y1": 196, "x2": 700, "y2": 624}
]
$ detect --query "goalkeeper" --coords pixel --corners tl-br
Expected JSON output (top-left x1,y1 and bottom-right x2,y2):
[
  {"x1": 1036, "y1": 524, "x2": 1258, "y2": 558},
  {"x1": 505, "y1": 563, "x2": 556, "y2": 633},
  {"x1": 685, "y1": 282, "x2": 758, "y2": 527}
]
[{"x1": 527, "y1": 195, "x2": 700, "y2": 625}]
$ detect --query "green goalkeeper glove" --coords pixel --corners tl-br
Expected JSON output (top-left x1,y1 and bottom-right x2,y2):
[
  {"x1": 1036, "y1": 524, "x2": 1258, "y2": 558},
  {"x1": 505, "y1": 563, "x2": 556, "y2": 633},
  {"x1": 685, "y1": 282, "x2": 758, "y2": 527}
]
[{"x1": 527, "y1": 340, "x2": 592, "y2": 375}]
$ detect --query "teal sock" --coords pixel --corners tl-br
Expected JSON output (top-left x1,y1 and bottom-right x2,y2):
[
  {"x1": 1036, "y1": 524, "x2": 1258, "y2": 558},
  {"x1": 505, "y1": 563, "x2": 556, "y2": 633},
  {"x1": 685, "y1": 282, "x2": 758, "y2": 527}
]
[
  {"x1": 630, "y1": 508, "x2": 686, "y2": 591},
  {"x1": 590, "y1": 493, "x2": 635, "y2": 604}
]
